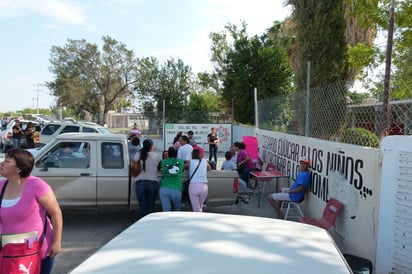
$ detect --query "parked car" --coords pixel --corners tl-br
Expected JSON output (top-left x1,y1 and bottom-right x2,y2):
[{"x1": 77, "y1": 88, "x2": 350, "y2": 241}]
[
  {"x1": 70, "y1": 211, "x2": 353, "y2": 274},
  {"x1": 39, "y1": 121, "x2": 112, "y2": 145},
  {"x1": 27, "y1": 133, "x2": 239, "y2": 209},
  {"x1": 27, "y1": 113, "x2": 55, "y2": 125},
  {"x1": 0, "y1": 119, "x2": 40, "y2": 152}
]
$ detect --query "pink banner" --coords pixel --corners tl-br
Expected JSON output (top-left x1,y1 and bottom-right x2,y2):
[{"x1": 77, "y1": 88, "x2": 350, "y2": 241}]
[{"x1": 242, "y1": 136, "x2": 258, "y2": 159}]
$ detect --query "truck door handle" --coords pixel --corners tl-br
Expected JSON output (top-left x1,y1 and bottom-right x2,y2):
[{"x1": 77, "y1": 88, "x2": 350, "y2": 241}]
[{"x1": 80, "y1": 173, "x2": 91, "y2": 176}]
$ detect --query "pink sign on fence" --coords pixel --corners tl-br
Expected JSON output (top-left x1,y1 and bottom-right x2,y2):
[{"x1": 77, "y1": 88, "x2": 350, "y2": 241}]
[{"x1": 242, "y1": 135, "x2": 258, "y2": 159}]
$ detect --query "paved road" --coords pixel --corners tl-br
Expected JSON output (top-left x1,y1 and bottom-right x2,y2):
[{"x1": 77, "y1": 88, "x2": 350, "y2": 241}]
[{"x1": 53, "y1": 209, "x2": 138, "y2": 274}]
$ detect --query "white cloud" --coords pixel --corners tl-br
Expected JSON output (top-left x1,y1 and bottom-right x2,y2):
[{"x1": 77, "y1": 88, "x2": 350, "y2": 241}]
[
  {"x1": 0, "y1": 0, "x2": 86, "y2": 25},
  {"x1": 207, "y1": 0, "x2": 290, "y2": 35},
  {"x1": 42, "y1": 23, "x2": 64, "y2": 30}
]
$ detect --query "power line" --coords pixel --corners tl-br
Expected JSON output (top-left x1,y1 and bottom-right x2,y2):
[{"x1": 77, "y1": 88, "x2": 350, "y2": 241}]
[{"x1": 32, "y1": 83, "x2": 44, "y2": 115}]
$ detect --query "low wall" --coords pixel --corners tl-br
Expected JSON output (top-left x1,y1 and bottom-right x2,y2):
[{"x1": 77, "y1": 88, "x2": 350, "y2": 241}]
[
  {"x1": 255, "y1": 129, "x2": 382, "y2": 270},
  {"x1": 155, "y1": 124, "x2": 408, "y2": 273},
  {"x1": 376, "y1": 136, "x2": 412, "y2": 274}
]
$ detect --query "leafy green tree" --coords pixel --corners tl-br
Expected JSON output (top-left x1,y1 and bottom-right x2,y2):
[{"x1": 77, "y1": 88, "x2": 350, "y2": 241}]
[
  {"x1": 389, "y1": 1, "x2": 412, "y2": 99},
  {"x1": 185, "y1": 92, "x2": 219, "y2": 123},
  {"x1": 343, "y1": 0, "x2": 381, "y2": 83},
  {"x1": 197, "y1": 72, "x2": 220, "y2": 94},
  {"x1": 134, "y1": 57, "x2": 195, "y2": 124},
  {"x1": 210, "y1": 22, "x2": 293, "y2": 125},
  {"x1": 209, "y1": 30, "x2": 230, "y2": 87},
  {"x1": 347, "y1": 1, "x2": 412, "y2": 100},
  {"x1": 347, "y1": 91, "x2": 372, "y2": 104},
  {"x1": 48, "y1": 36, "x2": 138, "y2": 121},
  {"x1": 286, "y1": 0, "x2": 349, "y2": 139}
]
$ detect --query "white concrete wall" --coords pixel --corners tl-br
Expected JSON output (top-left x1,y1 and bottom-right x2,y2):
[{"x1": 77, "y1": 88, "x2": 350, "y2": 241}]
[
  {"x1": 157, "y1": 125, "x2": 412, "y2": 273},
  {"x1": 377, "y1": 136, "x2": 412, "y2": 274},
  {"x1": 255, "y1": 129, "x2": 382, "y2": 270},
  {"x1": 232, "y1": 124, "x2": 255, "y2": 143}
]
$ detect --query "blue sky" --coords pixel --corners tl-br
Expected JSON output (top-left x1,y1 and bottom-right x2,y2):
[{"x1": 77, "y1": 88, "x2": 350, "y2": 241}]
[{"x1": 0, "y1": 0, "x2": 290, "y2": 112}]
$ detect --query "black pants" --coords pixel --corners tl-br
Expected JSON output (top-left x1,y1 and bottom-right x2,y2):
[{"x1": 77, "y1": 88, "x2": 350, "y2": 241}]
[{"x1": 209, "y1": 144, "x2": 217, "y2": 162}]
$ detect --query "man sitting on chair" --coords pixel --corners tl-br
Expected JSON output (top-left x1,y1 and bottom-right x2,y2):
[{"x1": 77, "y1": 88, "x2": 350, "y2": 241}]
[{"x1": 268, "y1": 156, "x2": 311, "y2": 219}]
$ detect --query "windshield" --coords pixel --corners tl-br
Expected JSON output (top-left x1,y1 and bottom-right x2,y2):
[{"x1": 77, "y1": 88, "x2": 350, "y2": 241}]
[{"x1": 97, "y1": 128, "x2": 112, "y2": 134}]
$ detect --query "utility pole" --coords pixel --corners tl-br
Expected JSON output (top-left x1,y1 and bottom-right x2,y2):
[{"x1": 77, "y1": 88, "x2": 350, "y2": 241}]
[
  {"x1": 32, "y1": 83, "x2": 43, "y2": 115},
  {"x1": 305, "y1": 61, "x2": 311, "y2": 137},
  {"x1": 381, "y1": 0, "x2": 395, "y2": 137},
  {"x1": 254, "y1": 88, "x2": 258, "y2": 129}
]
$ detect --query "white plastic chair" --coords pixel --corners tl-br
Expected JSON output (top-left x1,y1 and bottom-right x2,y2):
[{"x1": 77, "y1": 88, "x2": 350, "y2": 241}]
[{"x1": 280, "y1": 199, "x2": 304, "y2": 220}]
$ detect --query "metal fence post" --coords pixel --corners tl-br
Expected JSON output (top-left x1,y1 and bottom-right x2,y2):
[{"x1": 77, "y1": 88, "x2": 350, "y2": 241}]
[{"x1": 305, "y1": 61, "x2": 311, "y2": 137}]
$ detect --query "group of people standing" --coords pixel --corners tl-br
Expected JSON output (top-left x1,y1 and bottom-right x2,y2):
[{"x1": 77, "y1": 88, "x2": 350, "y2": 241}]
[
  {"x1": 11, "y1": 120, "x2": 38, "y2": 149},
  {"x1": 221, "y1": 141, "x2": 311, "y2": 217},
  {"x1": 130, "y1": 128, "x2": 217, "y2": 219}
]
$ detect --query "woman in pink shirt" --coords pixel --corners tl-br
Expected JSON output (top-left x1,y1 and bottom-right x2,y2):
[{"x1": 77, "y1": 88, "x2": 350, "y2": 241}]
[{"x1": 0, "y1": 149, "x2": 63, "y2": 274}]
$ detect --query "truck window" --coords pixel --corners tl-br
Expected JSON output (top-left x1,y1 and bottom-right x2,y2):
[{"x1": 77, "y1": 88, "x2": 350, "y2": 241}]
[
  {"x1": 101, "y1": 142, "x2": 124, "y2": 169},
  {"x1": 82, "y1": 127, "x2": 97, "y2": 133},
  {"x1": 60, "y1": 125, "x2": 80, "y2": 134},
  {"x1": 37, "y1": 141, "x2": 90, "y2": 169}
]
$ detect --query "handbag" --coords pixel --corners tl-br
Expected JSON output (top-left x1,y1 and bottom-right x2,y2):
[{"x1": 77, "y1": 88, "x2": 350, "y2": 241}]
[
  {"x1": 0, "y1": 181, "x2": 46, "y2": 274},
  {"x1": 182, "y1": 160, "x2": 202, "y2": 203},
  {"x1": 130, "y1": 159, "x2": 141, "y2": 177}
]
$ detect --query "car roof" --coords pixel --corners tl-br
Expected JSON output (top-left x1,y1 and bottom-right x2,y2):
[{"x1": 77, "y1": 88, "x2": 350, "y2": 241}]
[
  {"x1": 45, "y1": 121, "x2": 101, "y2": 127},
  {"x1": 8, "y1": 119, "x2": 38, "y2": 124},
  {"x1": 6, "y1": 119, "x2": 39, "y2": 128},
  {"x1": 55, "y1": 133, "x2": 126, "y2": 141},
  {"x1": 70, "y1": 212, "x2": 352, "y2": 274}
]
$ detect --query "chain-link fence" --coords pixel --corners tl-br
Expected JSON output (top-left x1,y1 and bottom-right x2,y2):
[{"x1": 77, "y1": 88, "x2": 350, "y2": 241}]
[
  {"x1": 258, "y1": 81, "x2": 412, "y2": 148},
  {"x1": 107, "y1": 81, "x2": 411, "y2": 147},
  {"x1": 107, "y1": 109, "x2": 235, "y2": 136}
]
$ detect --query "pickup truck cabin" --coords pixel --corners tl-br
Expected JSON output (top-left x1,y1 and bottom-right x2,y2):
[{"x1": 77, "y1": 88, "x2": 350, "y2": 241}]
[{"x1": 29, "y1": 133, "x2": 239, "y2": 209}]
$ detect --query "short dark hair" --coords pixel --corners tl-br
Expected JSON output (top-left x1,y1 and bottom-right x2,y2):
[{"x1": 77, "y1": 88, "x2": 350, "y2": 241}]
[
  {"x1": 225, "y1": 151, "x2": 232, "y2": 160},
  {"x1": 192, "y1": 149, "x2": 202, "y2": 160},
  {"x1": 188, "y1": 130, "x2": 194, "y2": 135},
  {"x1": 238, "y1": 142, "x2": 246, "y2": 149},
  {"x1": 180, "y1": 135, "x2": 189, "y2": 143},
  {"x1": 168, "y1": 146, "x2": 177, "y2": 158},
  {"x1": 6, "y1": 149, "x2": 34, "y2": 178},
  {"x1": 233, "y1": 141, "x2": 241, "y2": 148},
  {"x1": 131, "y1": 136, "x2": 140, "y2": 146}
]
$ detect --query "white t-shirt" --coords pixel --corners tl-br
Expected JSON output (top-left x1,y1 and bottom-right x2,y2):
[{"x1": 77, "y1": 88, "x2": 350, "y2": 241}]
[
  {"x1": 189, "y1": 159, "x2": 208, "y2": 184},
  {"x1": 177, "y1": 144, "x2": 193, "y2": 161}
]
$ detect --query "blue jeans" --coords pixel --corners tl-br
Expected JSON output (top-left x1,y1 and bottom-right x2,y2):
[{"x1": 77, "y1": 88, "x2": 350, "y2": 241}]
[
  {"x1": 239, "y1": 167, "x2": 251, "y2": 185},
  {"x1": 159, "y1": 187, "x2": 182, "y2": 211},
  {"x1": 41, "y1": 256, "x2": 55, "y2": 274},
  {"x1": 11, "y1": 138, "x2": 21, "y2": 148},
  {"x1": 135, "y1": 180, "x2": 159, "y2": 218},
  {"x1": 209, "y1": 144, "x2": 217, "y2": 162}
]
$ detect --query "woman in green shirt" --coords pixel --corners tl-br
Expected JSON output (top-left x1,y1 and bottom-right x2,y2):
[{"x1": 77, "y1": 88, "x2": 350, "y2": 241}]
[{"x1": 159, "y1": 146, "x2": 184, "y2": 211}]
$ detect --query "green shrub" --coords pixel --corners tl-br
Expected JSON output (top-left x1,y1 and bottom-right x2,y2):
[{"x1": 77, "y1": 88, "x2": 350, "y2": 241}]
[{"x1": 340, "y1": 127, "x2": 380, "y2": 148}]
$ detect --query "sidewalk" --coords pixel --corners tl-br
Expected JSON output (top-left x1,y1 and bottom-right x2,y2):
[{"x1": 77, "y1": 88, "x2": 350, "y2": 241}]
[{"x1": 204, "y1": 152, "x2": 282, "y2": 219}]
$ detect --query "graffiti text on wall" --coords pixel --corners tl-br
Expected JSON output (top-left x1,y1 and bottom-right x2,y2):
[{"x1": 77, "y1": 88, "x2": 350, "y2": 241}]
[{"x1": 259, "y1": 135, "x2": 373, "y2": 201}]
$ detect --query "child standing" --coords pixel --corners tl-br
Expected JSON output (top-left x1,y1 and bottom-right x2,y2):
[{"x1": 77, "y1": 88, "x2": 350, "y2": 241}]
[{"x1": 221, "y1": 151, "x2": 249, "y2": 204}]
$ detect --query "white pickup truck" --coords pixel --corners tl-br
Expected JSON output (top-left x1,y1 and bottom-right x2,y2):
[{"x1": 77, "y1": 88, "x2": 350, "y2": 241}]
[{"x1": 28, "y1": 133, "x2": 239, "y2": 209}]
